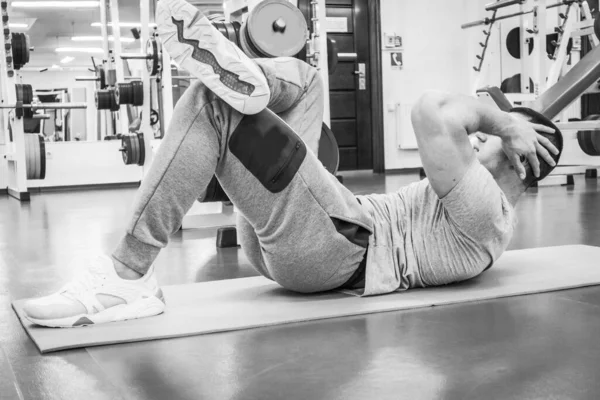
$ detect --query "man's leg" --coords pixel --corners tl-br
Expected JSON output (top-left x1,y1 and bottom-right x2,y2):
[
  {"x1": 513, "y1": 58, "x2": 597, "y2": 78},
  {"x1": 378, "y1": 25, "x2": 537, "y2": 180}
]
[
  {"x1": 236, "y1": 57, "x2": 327, "y2": 280},
  {"x1": 114, "y1": 60, "x2": 371, "y2": 293},
  {"x1": 24, "y1": 61, "x2": 371, "y2": 327}
]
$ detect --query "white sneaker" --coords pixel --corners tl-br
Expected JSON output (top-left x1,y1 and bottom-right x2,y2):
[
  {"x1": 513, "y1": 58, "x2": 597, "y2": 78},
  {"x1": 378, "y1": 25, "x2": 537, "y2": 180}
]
[
  {"x1": 22, "y1": 255, "x2": 165, "y2": 328},
  {"x1": 156, "y1": 0, "x2": 270, "y2": 115}
]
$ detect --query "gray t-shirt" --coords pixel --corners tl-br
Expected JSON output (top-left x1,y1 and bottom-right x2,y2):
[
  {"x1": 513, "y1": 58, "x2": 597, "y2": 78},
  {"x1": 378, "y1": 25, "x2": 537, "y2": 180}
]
[{"x1": 355, "y1": 160, "x2": 515, "y2": 296}]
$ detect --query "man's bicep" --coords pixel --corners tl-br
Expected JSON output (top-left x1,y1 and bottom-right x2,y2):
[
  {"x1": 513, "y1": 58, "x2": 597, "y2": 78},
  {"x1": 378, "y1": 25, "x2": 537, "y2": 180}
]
[{"x1": 411, "y1": 94, "x2": 477, "y2": 198}]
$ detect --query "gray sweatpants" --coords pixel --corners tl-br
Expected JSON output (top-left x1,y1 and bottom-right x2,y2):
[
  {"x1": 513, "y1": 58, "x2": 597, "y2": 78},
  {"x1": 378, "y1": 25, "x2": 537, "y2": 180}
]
[{"x1": 112, "y1": 57, "x2": 373, "y2": 293}]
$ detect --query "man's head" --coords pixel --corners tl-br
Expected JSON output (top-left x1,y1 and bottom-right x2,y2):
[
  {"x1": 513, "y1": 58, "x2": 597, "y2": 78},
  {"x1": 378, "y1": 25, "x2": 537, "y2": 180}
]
[{"x1": 470, "y1": 108, "x2": 563, "y2": 189}]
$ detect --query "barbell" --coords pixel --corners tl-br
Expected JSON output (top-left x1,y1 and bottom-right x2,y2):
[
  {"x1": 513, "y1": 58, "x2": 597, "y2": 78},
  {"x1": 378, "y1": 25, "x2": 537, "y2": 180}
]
[
  {"x1": 121, "y1": 36, "x2": 162, "y2": 77},
  {"x1": 1, "y1": 84, "x2": 87, "y2": 119},
  {"x1": 0, "y1": 103, "x2": 88, "y2": 110}
]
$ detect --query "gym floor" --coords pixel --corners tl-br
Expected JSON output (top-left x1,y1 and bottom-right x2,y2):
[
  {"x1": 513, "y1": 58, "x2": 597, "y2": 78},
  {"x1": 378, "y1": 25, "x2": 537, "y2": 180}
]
[{"x1": 3, "y1": 173, "x2": 600, "y2": 400}]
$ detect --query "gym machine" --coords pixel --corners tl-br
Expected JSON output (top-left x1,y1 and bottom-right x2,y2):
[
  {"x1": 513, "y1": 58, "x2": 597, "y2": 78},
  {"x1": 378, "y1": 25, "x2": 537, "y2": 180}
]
[
  {"x1": 0, "y1": 1, "x2": 89, "y2": 201},
  {"x1": 76, "y1": 0, "x2": 173, "y2": 174},
  {"x1": 465, "y1": 0, "x2": 600, "y2": 185},
  {"x1": 464, "y1": 0, "x2": 597, "y2": 100}
]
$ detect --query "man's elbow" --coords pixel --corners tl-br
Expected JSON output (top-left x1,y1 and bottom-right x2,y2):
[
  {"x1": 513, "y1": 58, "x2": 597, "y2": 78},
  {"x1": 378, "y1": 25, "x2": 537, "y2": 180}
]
[{"x1": 411, "y1": 91, "x2": 451, "y2": 128}]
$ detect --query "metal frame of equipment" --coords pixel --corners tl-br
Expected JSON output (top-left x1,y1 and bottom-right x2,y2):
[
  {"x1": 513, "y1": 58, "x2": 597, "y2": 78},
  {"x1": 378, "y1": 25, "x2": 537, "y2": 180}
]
[
  {"x1": 76, "y1": 0, "x2": 175, "y2": 175},
  {"x1": 465, "y1": 0, "x2": 599, "y2": 100},
  {"x1": 467, "y1": 0, "x2": 600, "y2": 185},
  {"x1": 0, "y1": 1, "x2": 89, "y2": 201}
]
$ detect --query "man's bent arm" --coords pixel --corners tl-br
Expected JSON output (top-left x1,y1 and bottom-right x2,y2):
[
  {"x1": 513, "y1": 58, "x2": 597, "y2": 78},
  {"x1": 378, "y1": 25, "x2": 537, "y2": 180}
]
[{"x1": 411, "y1": 91, "x2": 512, "y2": 198}]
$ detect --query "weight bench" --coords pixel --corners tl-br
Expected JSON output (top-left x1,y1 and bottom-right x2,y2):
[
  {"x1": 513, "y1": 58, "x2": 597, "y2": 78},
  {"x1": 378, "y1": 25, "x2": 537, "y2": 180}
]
[{"x1": 184, "y1": 109, "x2": 342, "y2": 248}]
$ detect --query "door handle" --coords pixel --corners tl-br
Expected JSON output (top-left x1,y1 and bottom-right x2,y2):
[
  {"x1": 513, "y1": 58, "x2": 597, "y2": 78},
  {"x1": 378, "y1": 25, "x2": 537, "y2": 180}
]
[{"x1": 355, "y1": 63, "x2": 366, "y2": 90}]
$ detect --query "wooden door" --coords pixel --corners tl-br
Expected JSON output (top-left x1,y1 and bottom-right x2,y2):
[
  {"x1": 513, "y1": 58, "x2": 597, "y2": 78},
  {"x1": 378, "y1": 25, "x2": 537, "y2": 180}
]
[{"x1": 326, "y1": 0, "x2": 373, "y2": 170}]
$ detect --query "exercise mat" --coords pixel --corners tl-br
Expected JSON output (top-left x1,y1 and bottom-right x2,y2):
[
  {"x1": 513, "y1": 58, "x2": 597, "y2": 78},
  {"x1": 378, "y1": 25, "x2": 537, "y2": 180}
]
[{"x1": 13, "y1": 245, "x2": 600, "y2": 353}]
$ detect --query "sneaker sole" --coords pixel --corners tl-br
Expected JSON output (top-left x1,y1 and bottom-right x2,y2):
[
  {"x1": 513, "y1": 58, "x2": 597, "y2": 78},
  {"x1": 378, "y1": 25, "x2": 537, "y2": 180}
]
[
  {"x1": 156, "y1": 0, "x2": 270, "y2": 115},
  {"x1": 26, "y1": 295, "x2": 166, "y2": 328}
]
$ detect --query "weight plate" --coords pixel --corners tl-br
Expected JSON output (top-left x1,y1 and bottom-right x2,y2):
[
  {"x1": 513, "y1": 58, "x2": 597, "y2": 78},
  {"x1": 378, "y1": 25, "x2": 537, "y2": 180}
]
[
  {"x1": 577, "y1": 131, "x2": 595, "y2": 156},
  {"x1": 135, "y1": 133, "x2": 141, "y2": 164},
  {"x1": 138, "y1": 132, "x2": 146, "y2": 167},
  {"x1": 588, "y1": 115, "x2": 600, "y2": 156},
  {"x1": 245, "y1": 0, "x2": 308, "y2": 57},
  {"x1": 24, "y1": 133, "x2": 32, "y2": 179},
  {"x1": 29, "y1": 134, "x2": 36, "y2": 180},
  {"x1": 131, "y1": 81, "x2": 144, "y2": 106},
  {"x1": 578, "y1": 115, "x2": 600, "y2": 156},
  {"x1": 121, "y1": 135, "x2": 130, "y2": 164},
  {"x1": 19, "y1": 32, "x2": 27, "y2": 67},
  {"x1": 231, "y1": 21, "x2": 242, "y2": 48},
  {"x1": 121, "y1": 136, "x2": 128, "y2": 164},
  {"x1": 501, "y1": 74, "x2": 534, "y2": 94},
  {"x1": 117, "y1": 83, "x2": 132, "y2": 105},
  {"x1": 110, "y1": 89, "x2": 120, "y2": 111},
  {"x1": 15, "y1": 83, "x2": 23, "y2": 102},
  {"x1": 11, "y1": 33, "x2": 21, "y2": 69},
  {"x1": 125, "y1": 135, "x2": 133, "y2": 164},
  {"x1": 136, "y1": 132, "x2": 145, "y2": 166},
  {"x1": 97, "y1": 67, "x2": 107, "y2": 89},
  {"x1": 95, "y1": 90, "x2": 108, "y2": 109},
  {"x1": 126, "y1": 134, "x2": 135, "y2": 165},
  {"x1": 38, "y1": 134, "x2": 46, "y2": 180},
  {"x1": 146, "y1": 37, "x2": 160, "y2": 76},
  {"x1": 33, "y1": 134, "x2": 40, "y2": 180},
  {"x1": 22, "y1": 84, "x2": 33, "y2": 119},
  {"x1": 14, "y1": 83, "x2": 24, "y2": 119},
  {"x1": 223, "y1": 22, "x2": 237, "y2": 45},
  {"x1": 23, "y1": 33, "x2": 30, "y2": 64},
  {"x1": 506, "y1": 27, "x2": 534, "y2": 59},
  {"x1": 239, "y1": 21, "x2": 261, "y2": 59},
  {"x1": 213, "y1": 22, "x2": 227, "y2": 39}
]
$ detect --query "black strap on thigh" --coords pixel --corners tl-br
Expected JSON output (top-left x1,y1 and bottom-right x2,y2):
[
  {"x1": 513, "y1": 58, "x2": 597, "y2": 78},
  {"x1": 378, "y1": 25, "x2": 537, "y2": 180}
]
[{"x1": 228, "y1": 109, "x2": 307, "y2": 193}]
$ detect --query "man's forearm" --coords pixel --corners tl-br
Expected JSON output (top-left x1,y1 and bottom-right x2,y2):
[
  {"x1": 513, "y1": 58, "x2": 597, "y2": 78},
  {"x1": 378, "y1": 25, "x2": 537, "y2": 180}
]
[{"x1": 436, "y1": 92, "x2": 512, "y2": 138}]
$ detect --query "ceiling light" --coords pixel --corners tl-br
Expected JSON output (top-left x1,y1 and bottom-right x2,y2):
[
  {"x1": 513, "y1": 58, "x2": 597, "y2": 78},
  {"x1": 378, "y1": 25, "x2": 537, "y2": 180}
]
[
  {"x1": 91, "y1": 22, "x2": 157, "y2": 28},
  {"x1": 55, "y1": 47, "x2": 103, "y2": 54},
  {"x1": 60, "y1": 56, "x2": 74, "y2": 64},
  {"x1": 72, "y1": 35, "x2": 135, "y2": 43},
  {"x1": 13, "y1": 1, "x2": 99, "y2": 8},
  {"x1": 8, "y1": 23, "x2": 28, "y2": 28}
]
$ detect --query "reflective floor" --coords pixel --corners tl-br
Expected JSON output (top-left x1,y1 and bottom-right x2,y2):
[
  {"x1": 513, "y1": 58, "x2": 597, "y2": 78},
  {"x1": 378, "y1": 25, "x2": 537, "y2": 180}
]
[{"x1": 3, "y1": 172, "x2": 600, "y2": 400}]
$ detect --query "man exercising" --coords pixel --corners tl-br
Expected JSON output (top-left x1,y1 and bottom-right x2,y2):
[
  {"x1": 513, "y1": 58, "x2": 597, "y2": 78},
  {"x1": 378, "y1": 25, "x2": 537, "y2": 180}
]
[{"x1": 23, "y1": 0, "x2": 561, "y2": 327}]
